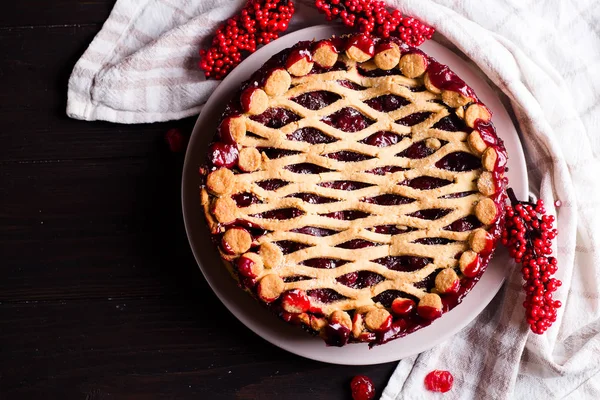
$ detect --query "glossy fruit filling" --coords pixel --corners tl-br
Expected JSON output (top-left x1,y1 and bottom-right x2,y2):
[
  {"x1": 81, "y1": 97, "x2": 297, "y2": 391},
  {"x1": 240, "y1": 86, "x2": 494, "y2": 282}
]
[
  {"x1": 322, "y1": 107, "x2": 374, "y2": 132},
  {"x1": 396, "y1": 112, "x2": 432, "y2": 126},
  {"x1": 250, "y1": 107, "x2": 300, "y2": 128},
  {"x1": 361, "y1": 131, "x2": 403, "y2": 147},
  {"x1": 337, "y1": 80, "x2": 366, "y2": 90},
  {"x1": 397, "y1": 140, "x2": 441, "y2": 159},
  {"x1": 291, "y1": 91, "x2": 341, "y2": 110},
  {"x1": 287, "y1": 127, "x2": 336, "y2": 144},
  {"x1": 337, "y1": 271, "x2": 385, "y2": 289},
  {"x1": 365, "y1": 94, "x2": 410, "y2": 112}
]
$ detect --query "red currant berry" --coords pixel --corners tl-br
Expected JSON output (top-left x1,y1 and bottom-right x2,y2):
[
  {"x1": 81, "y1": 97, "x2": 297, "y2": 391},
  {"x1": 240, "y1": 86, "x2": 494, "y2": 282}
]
[
  {"x1": 165, "y1": 128, "x2": 187, "y2": 153},
  {"x1": 350, "y1": 375, "x2": 376, "y2": 400},
  {"x1": 424, "y1": 370, "x2": 454, "y2": 393}
]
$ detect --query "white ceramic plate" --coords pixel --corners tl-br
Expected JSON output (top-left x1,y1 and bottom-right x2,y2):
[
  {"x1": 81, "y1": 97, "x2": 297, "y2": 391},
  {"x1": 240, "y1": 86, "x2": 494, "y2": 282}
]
[{"x1": 182, "y1": 25, "x2": 528, "y2": 365}]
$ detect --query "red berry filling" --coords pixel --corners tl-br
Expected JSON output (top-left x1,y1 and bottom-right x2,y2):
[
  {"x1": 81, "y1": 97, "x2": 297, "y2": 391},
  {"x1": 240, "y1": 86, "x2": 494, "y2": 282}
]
[
  {"x1": 250, "y1": 107, "x2": 301, "y2": 128},
  {"x1": 287, "y1": 192, "x2": 338, "y2": 204},
  {"x1": 444, "y1": 215, "x2": 482, "y2": 232},
  {"x1": 291, "y1": 91, "x2": 341, "y2": 110},
  {"x1": 281, "y1": 289, "x2": 311, "y2": 313},
  {"x1": 318, "y1": 180, "x2": 372, "y2": 191},
  {"x1": 346, "y1": 33, "x2": 375, "y2": 56},
  {"x1": 285, "y1": 163, "x2": 333, "y2": 174},
  {"x1": 362, "y1": 194, "x2": 414, "y2": 205},
  {"x1": 370, "y1": 225, "x2": 416, "y2": 234},
  {"x1": 337, "y1": 239, "x2": 380, "y2": 249},
  {"x1": 418, "y1": 305, "x2": 442, "y2": 320},
  {"x1": 322, "y1": 210, "x2": 370, "y2": 220},
  {"x1": 375, "y1": 256, "x2": 432, "y2": 272},
  {"x1": 256, "y1": 179, "x2": 289, "y2": 191},
  {"x1": 401, "y1": 176, "x2": 451, "y2": 190},
  {"x1": 435, "y1": 152, "x2": 482, "y2": 171},
  {"x1": 397, "y1": 140, "x2": 440, "y2": 159},
  {"x1": 439, "y1": 191, "x2": 479, "y2": 199},
  {"x1": 273, "y1": 240, "x2": 310, "y2": 255},
  {"x1": 372, "y1": 289, "x2": 416, "y2": 306},
  {"x1": 257, "y1": 148, "x2": 300, "y2": 159},
  {"x1": 391, "y1": 297, "x2": 416, "y2": 315},
  {"x1": 286, "y1": 48, "x2": 312, "y2": 70},
  {"x1": 287, "y1": 127, "x2": 336, "y2": 144},
  {"x1": 208, "y1": 142, "x2": 239, "y2": 168},
  {"x1": 396, "y1": 112, "x2": 432, "y2": 126},
  {"x1": 337, "y1": 271, "x2": 385, "y2": 289},
  {"x1": 413, "y1": 237, "x2": 455, "y2": 245},
  {"x1": 367, "y1": 166, "x2": 407, "y2": 175},
  {"x1": 427, "y1": 60, "x2": 475, "y2": 98},
  {"x1": 433, "y1": 114, "x2": 468, "y2": 132},
  {"x1": 325, "y1": 151, "x2": 373, "y2": 162},
  {"x1": 237, "y1": 255, "x2": 258, "y2": 278},
  {"x1": 303, "y1": 258, "x2": 348, "y2": 269},
  {"x1": 409, "y1": 208, "x2": 452, "y2": 220},
  {"x1": 365, "y1": 94, "x2": 410, "y2": 112},
  {"x1": 232, "y1": 192, "x2": 261, "y2": 207},
  {"x1": 323, "y1": 321, "x2": 351, "y2": 346},
  {"x1": 290, "y1": 226, "x2": 339, "y2": 237},
  {"x1": 337, "y1": 80, "x2": 367, "y2": 90},
  {"x1": 251, "y1": 208, "x2": 304, "y2": 220},
  {"x1": 307, "y1": 288, "x2": 347, "y2": 303},
  {"x1": 361, "y1": 131, "x2": 403, "y2": 147},
  {"x1": 322, "y1": 107, "x2": 374, "y2": 132},
  {"x1": 414, "y1": 272, "x2": 437, "y2": 291}
]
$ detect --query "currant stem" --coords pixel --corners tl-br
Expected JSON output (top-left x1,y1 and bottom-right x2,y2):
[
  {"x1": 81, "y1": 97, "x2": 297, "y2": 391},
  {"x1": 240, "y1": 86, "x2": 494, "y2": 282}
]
[{"x1": 507, "y1": 187, "x2": 519, "y2": 205}]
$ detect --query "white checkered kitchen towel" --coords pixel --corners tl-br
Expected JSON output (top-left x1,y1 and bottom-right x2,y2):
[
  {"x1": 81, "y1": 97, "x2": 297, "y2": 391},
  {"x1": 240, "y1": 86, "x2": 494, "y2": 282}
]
[{"x1": 67, "y1": 0, "x2": 600, "y2": 398}]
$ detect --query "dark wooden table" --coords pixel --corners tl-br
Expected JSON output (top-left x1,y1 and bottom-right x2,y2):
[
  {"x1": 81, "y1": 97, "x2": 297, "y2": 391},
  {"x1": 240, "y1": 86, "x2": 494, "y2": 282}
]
[{"x1": 0, "y1": 2, "x2": 396, "y2": 398}]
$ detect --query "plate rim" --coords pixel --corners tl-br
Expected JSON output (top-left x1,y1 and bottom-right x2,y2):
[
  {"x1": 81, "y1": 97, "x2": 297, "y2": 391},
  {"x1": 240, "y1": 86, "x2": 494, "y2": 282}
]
[{"x1": 182, "y1": 25, "x2": 528, "y2": 365}]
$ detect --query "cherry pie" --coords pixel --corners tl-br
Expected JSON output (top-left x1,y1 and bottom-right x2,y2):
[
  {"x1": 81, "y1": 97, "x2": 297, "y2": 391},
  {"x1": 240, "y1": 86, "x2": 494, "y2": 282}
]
[{"x1": 200, "y1": 33, "x2": 507, "y2": 347}]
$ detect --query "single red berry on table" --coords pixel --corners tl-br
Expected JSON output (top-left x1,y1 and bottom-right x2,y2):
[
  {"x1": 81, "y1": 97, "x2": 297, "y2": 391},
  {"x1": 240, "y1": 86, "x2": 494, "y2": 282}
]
[
  {"x1": 424, "y1": 370, "x2": 454, "y2": 393},
  {"x1": 350, "y1": 375, "x2": 376, "y2": 400},
  {"x1": 165, "y1": 128, "x2": 187, "y2": 153}
]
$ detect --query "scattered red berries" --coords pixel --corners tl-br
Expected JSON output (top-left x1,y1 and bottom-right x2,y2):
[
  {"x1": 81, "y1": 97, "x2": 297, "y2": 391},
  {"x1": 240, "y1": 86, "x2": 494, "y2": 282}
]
[
  {"x1": 424, "y1": 370, "x2": 454, "y2": 393},
  {"x1": 314, "y1": 0, "x2": 434, "y2": 46},
  {"x1": 199, "y1": 0, "x2": 295, "y2": 79},
  {"x1": 350, "y1": 375, "x2": 376, "y2": 400},
  {"x1": 165, "y1": 128, "x2": 187, "y2": 153},
  {"x1": 502, "y1": 188, "x2": 562, "y2": 334}
]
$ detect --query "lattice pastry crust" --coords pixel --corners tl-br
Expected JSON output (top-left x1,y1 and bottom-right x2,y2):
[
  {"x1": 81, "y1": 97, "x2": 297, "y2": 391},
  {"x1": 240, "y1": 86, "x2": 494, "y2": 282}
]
[{"x1": 200, "y1": 34, "x2": 507, "y2": 347}]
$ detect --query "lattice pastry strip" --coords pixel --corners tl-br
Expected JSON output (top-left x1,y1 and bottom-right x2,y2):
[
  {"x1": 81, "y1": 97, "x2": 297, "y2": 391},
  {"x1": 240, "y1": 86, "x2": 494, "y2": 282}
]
[{"x1": 200, "y1": 34, "x2": 507, "y2": 346}]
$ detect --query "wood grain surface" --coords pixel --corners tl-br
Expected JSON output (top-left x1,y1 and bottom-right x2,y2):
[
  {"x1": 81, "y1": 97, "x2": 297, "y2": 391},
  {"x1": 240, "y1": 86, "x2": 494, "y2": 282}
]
[{"x1": 0, "y1": 2, "x2": 398, "y2": 398}]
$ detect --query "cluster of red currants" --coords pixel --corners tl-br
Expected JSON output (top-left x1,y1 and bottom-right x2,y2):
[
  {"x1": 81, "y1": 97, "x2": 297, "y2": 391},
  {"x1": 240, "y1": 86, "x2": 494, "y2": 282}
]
[
  {"x1": 502, "y1": 188, "x2": 562, "y2": 334},
  {"x1": 314, "y1": 0, "x2": 434, "y2": 46},
  {"x1": 199, "y1": 0, "x2": 295, "y2": 79},
  {"x1": 199, "y1": 0, "x2": 435, "y2": 79}
]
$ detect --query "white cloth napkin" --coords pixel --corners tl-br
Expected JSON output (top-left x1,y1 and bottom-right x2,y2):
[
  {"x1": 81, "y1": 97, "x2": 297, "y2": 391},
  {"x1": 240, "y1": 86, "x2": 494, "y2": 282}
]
[{"x1": 67, "y1": 0, "x2": 600, "y2": 398}]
